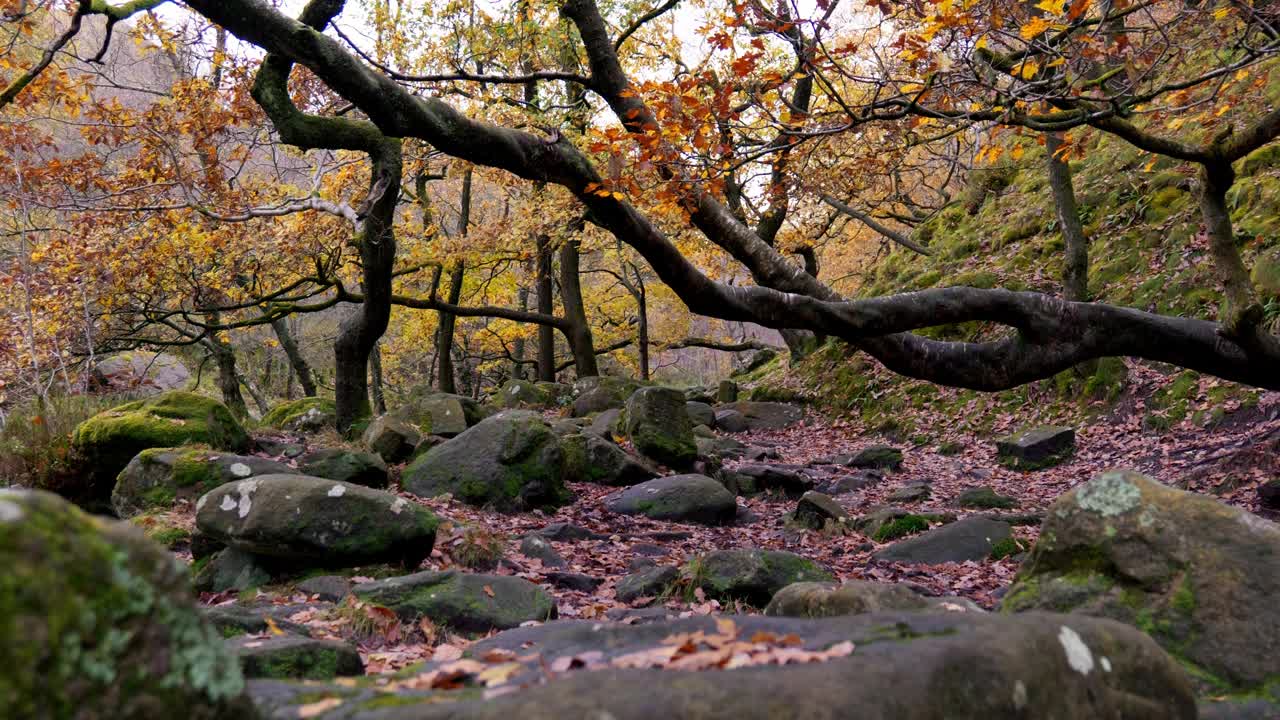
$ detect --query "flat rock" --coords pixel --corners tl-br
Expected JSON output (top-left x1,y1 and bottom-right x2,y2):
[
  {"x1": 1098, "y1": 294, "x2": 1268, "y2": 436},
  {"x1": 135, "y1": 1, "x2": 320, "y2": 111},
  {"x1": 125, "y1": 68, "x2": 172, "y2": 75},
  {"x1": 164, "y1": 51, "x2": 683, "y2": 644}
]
[
  {"x1": 229, "y1": 634, "x2": 363, "y2": 680},
  {"x1": 995, "y1": 425, "x2": 1075, "y2": 470},
  {"x1": 353, "y1": 570, "x2": 556, "y2": 632},
  {"x1": 765, "y1": 580, "x2": 983, "y2": 617},
  {"x1": 545, "y1": 572, "x2": 602, "y2": 592},
  {"x1": 845, "y1": 445, "x2": 904, "y2": 470},
  {"x1": 113, "y1": 447, "x2": 298, "y2": 518},
  {"x1": 245, "y1": 612, "x2": 1197, "y2": 719},
  {"x1": 956, "y1": 485, "x2": 1019, "y2": 509},
  {"x1": 296, "y1": 575, "x2": 353, "y2": 602},
  {"x1": 724, "y1": 463, "x2": 813, "y2": 497},
  {"x1": 790, "y1": 491, "x2": 848, "y2": 530},
  {"x1": 297, "y1": 448, "x2": 388, "y2": 489},
  {"x1": 715, "y1": 401, "x2": 804, "y2": 431},
  {"x1": 603, "y1": 475, "x2": 737, "y2": 526},
  {"x1": 616, "y1": 565, "x2": 679, "y2": 603},
  {"x1": 695, "y1": 548, "x2": 832, "y2": 606},
  {"x1": 873, "y1": 517, "x2": 1011, "y2": 564},
  {"x1": 886, "y1": 482, "x2": 931, "y2": 503}
]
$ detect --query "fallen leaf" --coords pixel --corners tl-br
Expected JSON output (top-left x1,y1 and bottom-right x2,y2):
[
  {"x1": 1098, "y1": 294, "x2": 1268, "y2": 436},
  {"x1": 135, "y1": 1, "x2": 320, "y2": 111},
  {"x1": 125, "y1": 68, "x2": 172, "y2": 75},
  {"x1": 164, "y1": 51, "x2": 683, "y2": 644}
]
[{"x1": 297, "y1": 697, "x2": 343, "y2": 717}]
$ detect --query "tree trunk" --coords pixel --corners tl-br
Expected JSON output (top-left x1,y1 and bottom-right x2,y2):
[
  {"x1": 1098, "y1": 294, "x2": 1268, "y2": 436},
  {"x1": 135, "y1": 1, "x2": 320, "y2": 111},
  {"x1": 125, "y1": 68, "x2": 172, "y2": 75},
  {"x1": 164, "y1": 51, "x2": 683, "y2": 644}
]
[
  {"x1": 535, "y1": 232, "x2": 556, "y2": 381},
  {"x1": 512, "y1": 284, "x2": 529, "y2": 381},
  {"x1": 437, "y1": 260, "x2": 464, "y2": 393},
  {"x1": 205, "y1": 327, "x2": 248, "y2": 419},
  {"x1": 1045, "y1": 132, "x2": 1090, "y2": 301},
  {"x1": 370, "y1": 342, "x2": 386, "y2": 414},
  {"x1": 240, "y1": 372, "x2": 271, "y2": 416},
  {"x1": 334, "y1": 140, "x2": 402, "y2": 435},
  {"x1": 1198, "y1": 160, "x2": 1256, "y2": 328},
  {"x1": 637, "y1": 287, "x2": 650, "y2": 381},
  {"x1": 270, "y1": 316, "x2": 316, "y2": 396},
  {"x1": 558, "y1": 237, "x2": 598, "y2": 376}
]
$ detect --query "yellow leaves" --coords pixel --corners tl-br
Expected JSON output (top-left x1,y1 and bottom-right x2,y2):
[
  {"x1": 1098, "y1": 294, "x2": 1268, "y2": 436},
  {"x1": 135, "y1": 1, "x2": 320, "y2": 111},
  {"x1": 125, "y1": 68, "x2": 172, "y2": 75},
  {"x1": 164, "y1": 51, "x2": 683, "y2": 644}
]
[
  {"x1": 1020, "y1": 17, "x2": 1052, "y2": 39},
  {"x1": 1035, "y1": 0, "x2": 1068, "y2": 13},
  {"x1": 1016, "y1": 60, "x2": 1041, "y2": 80},
  {"x1": 1213, "y1": 6, "x2": 1231, "y2": 20},
  {"x1": 1011, "y1": 144, "x2": 1026, "y2": 161}
]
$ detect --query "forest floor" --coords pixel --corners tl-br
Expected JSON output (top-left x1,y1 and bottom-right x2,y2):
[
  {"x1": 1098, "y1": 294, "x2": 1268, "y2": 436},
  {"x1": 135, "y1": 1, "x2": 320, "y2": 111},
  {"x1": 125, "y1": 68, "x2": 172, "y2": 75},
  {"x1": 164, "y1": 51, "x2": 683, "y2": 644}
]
[{"x1": 189, "y1": 386, "x2": 1280, "y2": 674}]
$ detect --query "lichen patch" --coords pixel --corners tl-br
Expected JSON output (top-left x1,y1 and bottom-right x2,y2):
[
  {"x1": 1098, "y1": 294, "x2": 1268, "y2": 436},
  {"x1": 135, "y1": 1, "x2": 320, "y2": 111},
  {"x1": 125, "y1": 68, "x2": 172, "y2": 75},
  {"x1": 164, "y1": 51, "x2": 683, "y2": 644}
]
[
  {"x1": 229, "y1": 462, "x2": 252, "y2": 478},
  {"x1": 1057, "y1": 625, "x2": 1095, "y2": 675},
  {"x1": 1076, "y1": 471, "x2": 1142, "y2": 517},
  {"x1": 328, "y1": 484, "x2": 346, "y2": 498}
]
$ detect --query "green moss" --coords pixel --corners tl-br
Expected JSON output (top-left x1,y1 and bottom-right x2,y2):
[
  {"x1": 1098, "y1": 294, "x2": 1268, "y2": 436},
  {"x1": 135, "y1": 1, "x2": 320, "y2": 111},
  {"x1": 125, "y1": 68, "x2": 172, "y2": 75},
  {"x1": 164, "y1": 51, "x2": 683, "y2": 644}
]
[
  {"x1": 989, "y1": 537, "x2": 1028, "y2": 560},
  {"x1": 873, "y1": 515, "x2": 930, "y2": 542},
  {"x1": 259, "y1": 397, "x2": 336, "y2": 429},
  {"x1": 1238, "y1": 143, "x2": 1280, "y2": 177}
]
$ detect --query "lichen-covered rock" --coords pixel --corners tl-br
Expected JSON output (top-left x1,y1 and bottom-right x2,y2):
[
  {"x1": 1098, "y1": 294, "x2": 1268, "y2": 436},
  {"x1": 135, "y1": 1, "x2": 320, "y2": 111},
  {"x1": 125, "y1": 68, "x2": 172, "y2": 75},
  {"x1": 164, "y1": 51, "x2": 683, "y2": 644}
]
[
  {"x1": 571, "y1": 376, "x2": 639, "y2": 417},
  {"x1": 393, "y1": 391, "x2": 484, "y2": 437},
  {"x1": 259, "y1": 397, "x2": 336, "y2": 433},
  {"x1": 193, "y1": 548, "x2": 273, "y2": 593},
  {"x1": 847, "y1": 445, "x2": 904, "y2": 471},
  {"x1": 494, "y1": 379, "x2": 556, "y2": 409},
  {"x1": 297, "y1": 448, "x2": 388, "y2": 489},
  {"x1": 716, "y1": 379, "x2": 739, "y2": 403},
  {"x1": 615, "y1": 565, "x2": 679, "y2": 603},
  {"x1": 195, "y1": 475, "x2": 438, "y2": 570},
  {"x1": 563, "y1": 433, "x2": 657, "y2": 486},
  {"x1": 872, "y1": 517, "x2": 1011, "y2": 564},
  {"x1": 995, "y1": 425, "x2": 1075, "y2": 470},
  {"x1": 694, "y1": 549, "x2": 832, "y2": 606},
  {"x1": 361, "y1": 414, "x2": 423, "y2": 464},
  {"x1": 353, "y1": 570, "x2": 555, "y2": 632},
  {"x1": 229, "y1": 635, "x2": 362, "y2": 680},
  {"x1": 0, "y1": 489, "x2": 250, "y2": 719},
  {"x1": 623, "y1": 387, "x2": 697, "y2": 468},
  {"x1": 401, "y1": 410, "x2": 570, "y2": 513},
  {"x1": 685, "y1": 401, "x2": 715, "y2": 428},
  {"x1": 790, "y1": 492, "x2": 848, "y2": 530},
  {"x1": 1002, "y1": 469, "x2": 1280, "y2": 699},
  {"x1": 765, "y1": 580, "x2": 981, "y2": 617},
  {"x1": 112, "y1": 448, "x2": 297, "y2": 518},
  {"x1": 246, "y1": 611, "x2": 1197, "y2": 719},
  {"x1": 715, "y1": 401, "x2": 803, "y2": 431},
  {"x1": 604, "y1": 475, "x2": 737, "y2": 525},
  {"x1": 957, "y1": 485, "x2": 1019, "y2": 509},
  {"x1": 72, "y1": 391, "x2": 250, "y2": 504}
]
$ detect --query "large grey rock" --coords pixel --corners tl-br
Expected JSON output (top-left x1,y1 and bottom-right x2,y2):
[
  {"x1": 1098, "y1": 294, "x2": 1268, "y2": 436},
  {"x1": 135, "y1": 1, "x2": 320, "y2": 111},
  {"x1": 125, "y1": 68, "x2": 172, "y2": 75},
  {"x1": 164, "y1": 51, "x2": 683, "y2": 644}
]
[
  {"x1": 695, "y1": 548, "x2": 833, "y2": 606},
  {"x1": 571, "y1": 376, "x2": 639, "y2": 417},
  {"x1": 353, "y1": 570, "x2": 556, "y2": 632},
  {"x1": 195, "y1": 475, "x2": 438, "y2": 569},
  {"x1": 112, "y1": 447, "x2": 297, "y2": 518},
  {"x1": 995, "y1": 425, "x2": 1075, "y2": 470},
  {"x1": 1003, "y1": 470, "x2": 1280, "y2": 698},
  {"x1": 623, "y1": 387, "x2": 697, "y2": 468},
  {"x1": 562, "y1": 433, "x2": 658, "y2": 486},
  {"x1": 716, "y1": 379, "x2": 739, "y2": 403},
  {"x1": 259, "y1": 397, "x2": 335, "y2": 433},
  {"x1": 616, "y1": 565, "x2": 679, "y2": 603},
  {"x1": 587, "y1": 408, "x2": 624, "y2": 438},
  {"x1": 685, "y1": 401, "x2": 715, "y2": 428},
  {"x1": 519, "y1": 535, "x2": 567, "y2": 568},
  {"x1": 846, "y1": 445, "x2": 903, "y2": 470},
  {"x1": 361, "y1": 414, "x2": 422, "y2": 463},
  {"x1": 93, "y1": 351, "x2": 190, "y2": 395},
  {"x1": 297, "y1": 448, "x2": 388, "y2": 489},
  {"x1": 394, "y1": 391, "x2": 484, "y2": 437},
  {"x1": 790, "y1": 491, "x2": 848, "y2": 530},
  {"x1": 401, "y1": 410, "x2": 570, "y2": 513},
  {"x1": 724, "y1": 463, "x2": 812, "y2": 497},
  {"x1": 713, "y1": 408, "x2": 748, "y2": 433},
  {"x1": 0, "y1": 489, "x2": 250, "y2": 719},
  {"x1": 604, "y1": 475, "x2": 737, "y2": 525},
  {"x1": 765, "y1": 580, "x2": 981, "y2": 617},
  {"x1": 494, "y1": 379, "x2": 557, "y2": 409},
  {"x1": 244, "y1": 612, "x2": 1196, "y2": 719},
  {"x1": 229, "y1": 634, "x2": 363, "y2": 680},
  {"x1": 873, "y1": 517, "x2": 1011, "y2": 564},
  {"x1": 193, "y1": 548, "x2": 272, "y2": 593},
  {"x1": 716, "y1": 401, "x2": 804, "y2": 431}
]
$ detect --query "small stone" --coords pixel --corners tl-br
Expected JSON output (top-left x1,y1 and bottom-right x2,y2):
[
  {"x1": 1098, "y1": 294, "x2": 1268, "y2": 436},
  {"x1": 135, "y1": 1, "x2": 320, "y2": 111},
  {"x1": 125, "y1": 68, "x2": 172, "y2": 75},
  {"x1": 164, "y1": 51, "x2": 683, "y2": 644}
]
[
  {"x1": 957, "y1": 486, "x2": 1019, "y2": 510},
  {"x1": 296, "y1": 575, "x2": 353, "y2": 602},
  {"x1": 616, "y1": 565, "x2": 679, "y2": 603},
  {"x1": 887, "y1": 483, "x2": 931, "y2": 503},
  {"x1": 545, "y1": 572, "x2": 602, "y2": 592},
  {"x1": 847, "y1": 445, "x2": 904, "y2": 471},
  {"x1": 531, "y1": 522, "x2": 603, "y2": 542},
  {"x1": 686, "y1": 401, "x2": 715, "y2": 428},
  {"x1": 713, "y1": 409, "x2": 748, "y2": 433},
  {"x1": 519, "y1": 535, "x2": 567, "y2": 568},
  {"x1": 995, "y1": 426, "x2": 1075, "y2": 470},
  {"x1": 229, "y1": 634, "x2": 363, "y2": 680},
  {"x1": 354, "y1": 570, "x2": 556, "y2": 632},
  {"x1": 792, "y1": 491, "x2": 848, "y2": 530}
]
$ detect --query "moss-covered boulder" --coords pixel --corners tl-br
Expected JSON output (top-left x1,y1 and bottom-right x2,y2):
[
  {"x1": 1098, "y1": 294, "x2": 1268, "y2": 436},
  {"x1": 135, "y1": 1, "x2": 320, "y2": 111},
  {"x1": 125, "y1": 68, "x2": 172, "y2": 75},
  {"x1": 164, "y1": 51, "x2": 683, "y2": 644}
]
[
  {"x1": 603, "y1": 474, "x2": 737, "y2": 525},
  {"x1": 228, "y1": 635, "x2": 362, "y2": 680},
  {"x1": 195, "y1": 475, "x2": 438, "y2": 570},
  {"x1": 957, "y1": 485, "x2": 1019, "y2": 509},
  {"x1": 0, "y1": 489, "x2": 250, "y2": 718},
  {"x1": 258, "y1": 397, "x2": 335, "y2": 432},
  {"x1": 693, "y1": 549, "x2": 833, "y2": 606},
  {"x1": 401, "y1": 410, "x2": 570, "y2": 513},
  {"x1": 847, "y1": 444, "x2": 904, "y2": 470},
  {"x1": 393, "y1": 388, "x2": 487, "y2": 437},
  {"x1": 72, "y1": 392, "x2": 250, "y2": 504},
  {"x1": 297, "y1": 448, "x2": 388, "y2": 489},
  {"x1": 112, "y1": 448, "x2": 297, "y2": 518},
  {"x1": 562, "y1": 432, "x2": 657, "y2": 486},
  {"x1": 247, "y1": 612, "x2": 1196, "y2": 719},
  {"x1": 494, "y1": 379, "x2": 556, "y2": 409},
  {"x1": 616, "y1": 565, "x2": 680, "y2": 603},
  {"x1": 623, "y1": 387, "x2": 697, "y2": 468},
  {"x1": 1002, "y1": 470, "x2": 1280, "y2": 700},
  {"x1": 352, "y1": 570, "x2": 556, "y2": 632},
  {"x1": 995, "y1": 425, "x2": 1075, "y2": 470},
  {"x1": 361, "y1": 414, "x2": 422, "y2": 463},
  {"x1": 765, "y1": 580, "x2": 981, "y2": 617},
  {"x1": 873, "y1": 517, "x2": 1011, "y2": 564},
  {"x1": 571, "y1": 376, "x2": 640, "y2": 417}
]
